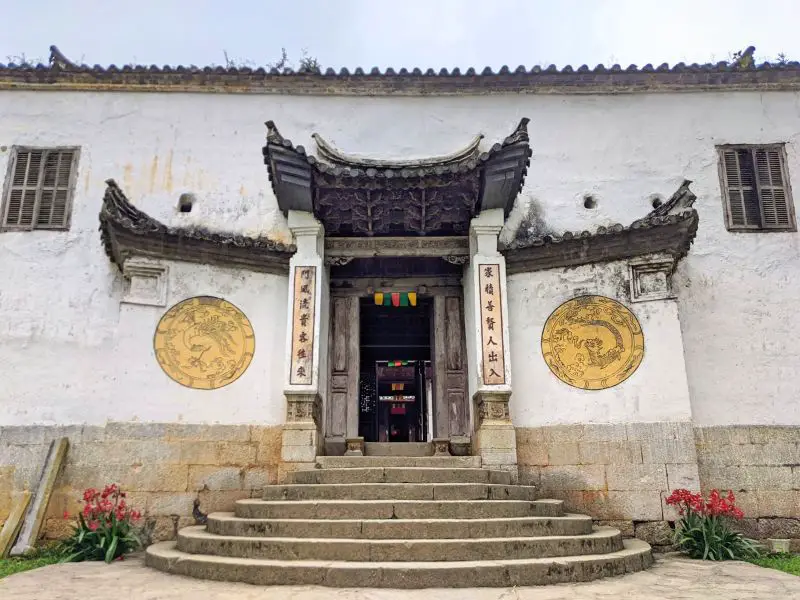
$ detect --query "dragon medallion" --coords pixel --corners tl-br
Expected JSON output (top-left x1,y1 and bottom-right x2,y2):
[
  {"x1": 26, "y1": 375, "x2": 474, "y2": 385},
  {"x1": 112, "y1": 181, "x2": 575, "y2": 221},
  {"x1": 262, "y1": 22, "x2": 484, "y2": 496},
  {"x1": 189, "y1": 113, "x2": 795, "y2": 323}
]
[
  {"x1": 153, "y1": 296, "x2": 255, "y2": 390},
  {"x1": 541, "y1": 295, "x2": 644, "y2": 390}
]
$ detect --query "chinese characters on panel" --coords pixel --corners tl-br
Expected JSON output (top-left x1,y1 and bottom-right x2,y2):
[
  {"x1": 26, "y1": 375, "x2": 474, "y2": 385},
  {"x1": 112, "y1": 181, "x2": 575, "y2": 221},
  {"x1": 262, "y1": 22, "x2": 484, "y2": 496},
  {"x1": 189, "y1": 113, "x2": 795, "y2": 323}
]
[
  {"x1": 478, "y1": 264, "x2": 506, "y2": 385},
  {"x1": 289, "y1": 266, "x2": 316, "y2": 385}
]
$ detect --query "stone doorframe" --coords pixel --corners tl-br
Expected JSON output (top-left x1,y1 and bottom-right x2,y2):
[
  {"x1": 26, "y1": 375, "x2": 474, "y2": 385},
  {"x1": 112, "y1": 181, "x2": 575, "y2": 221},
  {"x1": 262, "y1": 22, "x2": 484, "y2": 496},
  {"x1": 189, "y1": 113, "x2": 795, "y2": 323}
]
[
  {"x1": 324, "y1": 280, "x2": 470, "y2": 456},
  {"x1": 280, "y1": 210, "x2": 519, "y2": 476}
]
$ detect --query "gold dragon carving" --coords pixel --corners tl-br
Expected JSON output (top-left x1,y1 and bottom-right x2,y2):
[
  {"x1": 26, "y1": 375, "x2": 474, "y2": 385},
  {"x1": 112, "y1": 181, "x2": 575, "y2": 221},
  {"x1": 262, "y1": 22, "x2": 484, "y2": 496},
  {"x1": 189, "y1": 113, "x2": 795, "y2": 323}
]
[
  {"x1": 541, "y1": 295, "x2": 644, "y2": 390},
  {"x1": 153, "y1": 296, "x2": 255, "y2": 390}
]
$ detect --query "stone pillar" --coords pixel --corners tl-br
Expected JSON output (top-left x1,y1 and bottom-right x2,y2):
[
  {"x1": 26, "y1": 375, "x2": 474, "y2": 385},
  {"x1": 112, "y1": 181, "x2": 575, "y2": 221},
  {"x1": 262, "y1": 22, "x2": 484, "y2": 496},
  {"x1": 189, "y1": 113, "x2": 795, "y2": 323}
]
[
  {"x1": 464, "y1": 209, "x2": 517, "y2": 475},
  {"x1": 281, "y1": 211, "x2": 329, "y2": 473}
]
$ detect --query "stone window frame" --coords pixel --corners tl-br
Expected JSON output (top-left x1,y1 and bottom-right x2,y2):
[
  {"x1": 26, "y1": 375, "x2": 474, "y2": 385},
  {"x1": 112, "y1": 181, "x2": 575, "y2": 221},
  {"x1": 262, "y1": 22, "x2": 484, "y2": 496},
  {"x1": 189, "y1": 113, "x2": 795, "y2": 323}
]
[
  {"x1": 1, "y1": 145, "x2": 81, "y2": 232},
  {"x1": 717, "y1": 143, "x2": 796, "y2": 233}
]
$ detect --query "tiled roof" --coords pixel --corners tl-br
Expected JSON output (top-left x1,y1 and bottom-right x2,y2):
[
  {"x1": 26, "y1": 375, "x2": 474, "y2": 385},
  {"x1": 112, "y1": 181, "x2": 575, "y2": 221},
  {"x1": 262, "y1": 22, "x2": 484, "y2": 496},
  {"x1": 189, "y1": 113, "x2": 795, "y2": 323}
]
[
  {"x1": 263, "y1": 119, "x2": 532, "y2": 235},
  {"x1": 264, "y1": 118, "x2": 530, "y2": 180},
  {"x1": 503, "y1": 180, "x2": 699, "y2": 273},
  {"x1": 1, "y1": 45, "x2": 798, "y2": 95},
  {"x1": 100, "y1": 179, "x2": 294, "y2": 274}
]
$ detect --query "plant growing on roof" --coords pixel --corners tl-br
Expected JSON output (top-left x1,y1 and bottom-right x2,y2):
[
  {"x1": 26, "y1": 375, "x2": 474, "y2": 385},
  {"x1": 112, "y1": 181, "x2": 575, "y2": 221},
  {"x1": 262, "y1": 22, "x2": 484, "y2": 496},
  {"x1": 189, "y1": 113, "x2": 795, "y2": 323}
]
[
  {"x1": 60, "y1": 484, "x2": 142, "y2": 563},
  {"x1": 666, "y1": 488, "x2": 761, "y2": 561}
]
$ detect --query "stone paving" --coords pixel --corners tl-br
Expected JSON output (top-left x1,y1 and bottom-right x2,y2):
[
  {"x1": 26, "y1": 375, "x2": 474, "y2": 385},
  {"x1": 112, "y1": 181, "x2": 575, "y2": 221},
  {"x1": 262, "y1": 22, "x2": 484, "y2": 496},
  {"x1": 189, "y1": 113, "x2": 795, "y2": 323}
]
[{"x1": 2, "y1": 554, "x2": 799, "y2": 599}]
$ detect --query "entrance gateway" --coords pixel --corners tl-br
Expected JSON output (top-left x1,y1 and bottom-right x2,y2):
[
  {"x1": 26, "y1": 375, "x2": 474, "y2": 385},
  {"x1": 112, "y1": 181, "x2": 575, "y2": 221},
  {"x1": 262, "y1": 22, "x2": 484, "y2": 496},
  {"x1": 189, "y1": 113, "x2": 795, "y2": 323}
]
[
  {"x1": 265, "y1": 118, "x2": 531, "y2": 465},
  {"x1": 145, "y1": 115, "x2": 662, "y2": 583},
  {"x1": 326, "y1": 257, "x2": 468, "y2": 455}
]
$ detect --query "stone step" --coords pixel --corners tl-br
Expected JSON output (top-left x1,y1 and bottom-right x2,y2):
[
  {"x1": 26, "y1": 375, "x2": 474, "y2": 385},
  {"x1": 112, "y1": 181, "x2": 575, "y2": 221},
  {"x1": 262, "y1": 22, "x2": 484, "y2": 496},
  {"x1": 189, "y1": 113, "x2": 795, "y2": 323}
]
[
  {"x1": 364, "y1": 442, "x2": 432, "y2": 457},
  {"x1": 261, "y1": 483, "x2": 537, "y2": 501},
  {"x1": 176, "y1": 526, "x2": 623, "y2": 562},
  {"x1": 235, "y1": 499, "x2": 564, "y2": 520},
  {"x1": 206, "y1": 512, "x2": 593, "y2": 539},
  {"x1": 146, "y1": 538, "x2": 653, "y2": 588},
  {"x1": 287, "y1": 467, "x2": 512, "y2": 485},
  {"x1": 316, "y1": 456, "x2": 481, "y2": 469}
]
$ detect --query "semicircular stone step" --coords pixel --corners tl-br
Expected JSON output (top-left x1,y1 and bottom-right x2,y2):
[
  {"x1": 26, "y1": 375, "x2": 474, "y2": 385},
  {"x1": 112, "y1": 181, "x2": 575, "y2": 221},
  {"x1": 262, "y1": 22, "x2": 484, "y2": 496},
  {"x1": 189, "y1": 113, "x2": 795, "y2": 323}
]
[
  {"x1": 146, "y1": 538, "x2": 653, "y2": 588},
  {"x1": 287, "y1": 467, "x2": 513, "y2": 485},
  {"x1": 176, "y1": 526, "x2": 623, "y2": 562},
  {"x1": 235, "y1": 499, "x2": 564, "y2": 520},
  {"x1": 206, "y1": 512, "x2": 593, "y2": 539},
  {"x1": 261, "y1": 483, "x2": 536, "y2": 501}
]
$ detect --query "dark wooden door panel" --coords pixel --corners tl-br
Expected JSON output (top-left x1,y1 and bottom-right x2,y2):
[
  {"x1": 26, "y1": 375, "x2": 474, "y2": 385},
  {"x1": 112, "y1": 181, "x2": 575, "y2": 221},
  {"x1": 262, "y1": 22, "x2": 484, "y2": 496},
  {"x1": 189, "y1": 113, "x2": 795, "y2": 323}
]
[
  {"x1": 433, "y1": 294, "x2": 469, "y2": 439},
  {"x1": 327, "y1": 296, "x2": 359, "y2": 446}
]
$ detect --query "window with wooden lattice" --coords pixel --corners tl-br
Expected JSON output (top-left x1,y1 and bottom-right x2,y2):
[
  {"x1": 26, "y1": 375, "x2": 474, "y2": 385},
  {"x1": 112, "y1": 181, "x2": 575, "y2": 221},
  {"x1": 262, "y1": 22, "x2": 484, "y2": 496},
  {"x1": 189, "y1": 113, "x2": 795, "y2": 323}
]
[
  {"x1": 718, "y1": 144, "x2": 796, "y2": 232},
  {"x1": 1, "y1": 147, "x2": 79, "y2": 231}
]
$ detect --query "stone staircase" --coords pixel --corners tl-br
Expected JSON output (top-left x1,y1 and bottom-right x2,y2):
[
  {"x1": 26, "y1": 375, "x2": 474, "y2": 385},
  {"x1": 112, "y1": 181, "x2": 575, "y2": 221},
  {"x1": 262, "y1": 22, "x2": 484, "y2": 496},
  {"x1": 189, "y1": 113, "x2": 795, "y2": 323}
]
[{"x1": 146, "y1": 456, "x2": 653, "y2": 588}]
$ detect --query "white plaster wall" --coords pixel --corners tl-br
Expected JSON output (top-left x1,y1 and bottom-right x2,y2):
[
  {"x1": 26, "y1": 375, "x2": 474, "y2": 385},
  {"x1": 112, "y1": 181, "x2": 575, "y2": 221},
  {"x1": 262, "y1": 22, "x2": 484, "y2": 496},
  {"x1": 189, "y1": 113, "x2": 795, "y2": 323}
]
[
  {"x1": 1, "y1": 89, "x2": 799, "y2": 426},
  {"x1": 0, "y1": 258, "x2": 288, "y2": 426},
  {"x1": 507, "y1": 260, "x2": 693, "y2": 426}
]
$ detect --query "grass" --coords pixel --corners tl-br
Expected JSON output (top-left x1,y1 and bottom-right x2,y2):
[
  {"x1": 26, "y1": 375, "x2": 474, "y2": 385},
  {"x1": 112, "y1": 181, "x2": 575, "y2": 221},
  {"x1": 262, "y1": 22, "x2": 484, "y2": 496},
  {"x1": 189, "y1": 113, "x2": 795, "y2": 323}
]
[
  {"x1": 748, "y1": 553, "x2": 800, "y2": 576},
  {"x1": 0, "y1": 546, "x2": 63, "y2": 579}
]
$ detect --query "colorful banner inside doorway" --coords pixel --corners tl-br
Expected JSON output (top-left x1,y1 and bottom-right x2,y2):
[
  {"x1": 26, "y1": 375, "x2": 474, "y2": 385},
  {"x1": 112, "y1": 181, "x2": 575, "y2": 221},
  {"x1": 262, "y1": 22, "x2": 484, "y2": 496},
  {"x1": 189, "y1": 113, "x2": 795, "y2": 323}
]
[{"x1": 373, "y1": 292, "x2": 417, "y2": 307}]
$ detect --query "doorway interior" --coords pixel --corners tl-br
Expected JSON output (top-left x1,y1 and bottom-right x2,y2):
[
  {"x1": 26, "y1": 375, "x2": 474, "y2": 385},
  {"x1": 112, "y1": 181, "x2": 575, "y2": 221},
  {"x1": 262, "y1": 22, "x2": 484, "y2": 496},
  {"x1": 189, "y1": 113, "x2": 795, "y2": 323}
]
[{"x1": 358, "y1": 297, "x2": 432, "y2": 443}]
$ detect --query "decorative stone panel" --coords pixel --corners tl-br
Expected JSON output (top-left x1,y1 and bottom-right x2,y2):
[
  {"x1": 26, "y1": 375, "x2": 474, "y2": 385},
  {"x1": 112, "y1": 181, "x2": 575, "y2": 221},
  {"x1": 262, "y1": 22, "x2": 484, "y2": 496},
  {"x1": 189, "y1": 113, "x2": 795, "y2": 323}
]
[
  {"x1": 285, "y1": 393, "x2": 322, "y2": 426},
  {"x1": 121, "y1": 258, "x2": 168, "y2": 307},
  {"x1": 628, "y1": 257, "x2": 675, "y2": 303}
]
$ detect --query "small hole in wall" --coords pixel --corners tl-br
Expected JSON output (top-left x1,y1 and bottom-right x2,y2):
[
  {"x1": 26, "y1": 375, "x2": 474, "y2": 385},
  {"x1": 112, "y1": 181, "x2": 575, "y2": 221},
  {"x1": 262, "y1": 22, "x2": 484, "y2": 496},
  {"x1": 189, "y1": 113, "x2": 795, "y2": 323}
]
[
  {"x1": 583, "y1": 195, "x2": 598, "y2": 209},
  {"x1": 650, "y1": 195, "x2": 664, "y2": 209},
  {"x1": 178, "y1": 193, "x2": 195, "y2": 213}
]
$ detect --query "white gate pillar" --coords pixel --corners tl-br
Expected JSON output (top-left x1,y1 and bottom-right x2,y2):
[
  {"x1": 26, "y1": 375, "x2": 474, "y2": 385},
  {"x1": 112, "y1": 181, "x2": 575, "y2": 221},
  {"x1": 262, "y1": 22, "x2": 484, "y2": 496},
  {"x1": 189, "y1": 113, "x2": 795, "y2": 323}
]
[
  {"x1": 464, "y1": 209, "x2": 518, "y2": 474},
  {"x1": 280, "y1": 211, "x2": 329, "y2": 472}
]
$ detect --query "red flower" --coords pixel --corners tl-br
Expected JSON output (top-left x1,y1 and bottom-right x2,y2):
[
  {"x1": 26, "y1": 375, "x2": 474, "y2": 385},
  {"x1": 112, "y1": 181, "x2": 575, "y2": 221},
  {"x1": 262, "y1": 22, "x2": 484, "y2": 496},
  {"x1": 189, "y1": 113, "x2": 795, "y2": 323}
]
[
  {"x1": 667, "y1": 488, "x2": 746, "y2": 519},
  {"x1": 101, "y1": 483, "x2": 119, "y2": 500},
  {"x1": 63, "y1": 511, "x2": 70, "y2": 519},
  {"x1": 88, "y1": 520, "x2": 99, "y2": 531}
]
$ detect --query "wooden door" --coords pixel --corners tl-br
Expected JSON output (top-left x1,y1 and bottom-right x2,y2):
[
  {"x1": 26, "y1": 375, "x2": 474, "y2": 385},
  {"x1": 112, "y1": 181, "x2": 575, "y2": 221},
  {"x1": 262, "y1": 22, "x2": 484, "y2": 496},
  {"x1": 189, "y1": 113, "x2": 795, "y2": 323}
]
[
  {"x1": 326, "y1": 296, "x2": 359, "y2": 454},
  {"x1": 432, "y1": 295, "x2": 469, "y2": 440}
]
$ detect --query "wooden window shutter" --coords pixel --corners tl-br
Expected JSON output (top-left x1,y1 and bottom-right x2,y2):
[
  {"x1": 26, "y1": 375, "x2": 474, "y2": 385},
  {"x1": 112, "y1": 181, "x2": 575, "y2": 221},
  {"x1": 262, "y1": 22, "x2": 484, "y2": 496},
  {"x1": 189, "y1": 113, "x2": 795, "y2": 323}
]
[
  {"x1": 36, "y1": 150, "x2": 76, "y2": 229},
  {"x1": 721, "y1": 148, "x2": 761, "y2": 229},
  {"x1": 2, "y1": 147, "x2": 78, "y2": 230},
  {"x1": 4, "y1": 150, "x2": 44, "y2": 228},
  {"x1": 753, "y1": 147, "x2": 792, "y2": 229}
]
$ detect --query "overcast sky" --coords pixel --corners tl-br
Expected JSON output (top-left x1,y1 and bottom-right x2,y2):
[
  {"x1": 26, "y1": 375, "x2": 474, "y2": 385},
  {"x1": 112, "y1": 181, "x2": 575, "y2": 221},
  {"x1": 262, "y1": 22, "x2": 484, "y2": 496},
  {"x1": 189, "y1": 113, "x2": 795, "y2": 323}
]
[{"x1": 0, "y1": 0, "x2": 797, "y2": 70}]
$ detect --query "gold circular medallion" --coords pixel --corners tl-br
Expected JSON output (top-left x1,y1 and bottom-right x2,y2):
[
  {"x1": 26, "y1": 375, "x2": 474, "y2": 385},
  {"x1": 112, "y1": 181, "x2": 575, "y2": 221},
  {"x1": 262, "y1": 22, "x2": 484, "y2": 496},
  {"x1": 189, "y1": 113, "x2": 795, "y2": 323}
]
[
  {"x1": 153, "y1": 296, "x2": 255, "y2": 390},
  {"x1": 541, "y1": 295, "x2": 644, "y2": 390}
]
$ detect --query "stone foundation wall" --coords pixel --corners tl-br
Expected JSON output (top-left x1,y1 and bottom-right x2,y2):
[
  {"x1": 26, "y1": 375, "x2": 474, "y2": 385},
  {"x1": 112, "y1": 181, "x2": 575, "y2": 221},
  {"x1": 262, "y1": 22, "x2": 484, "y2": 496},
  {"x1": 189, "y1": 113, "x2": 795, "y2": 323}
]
[
  {"x1": 695, "y1": 426, "x2": 800, "y2": 550},
  {"x1": 3, "y1": 421, "x2": 796, "y2": 549},
  {"x1": 516, "y1": 422, "x2": 698, "y2": 549},
  {"x1": 0, "y1": 423, "x2": 282, "y2": 543},
  {"x1": 516, "y1": 423, "x2": 800, "y2": 550}
]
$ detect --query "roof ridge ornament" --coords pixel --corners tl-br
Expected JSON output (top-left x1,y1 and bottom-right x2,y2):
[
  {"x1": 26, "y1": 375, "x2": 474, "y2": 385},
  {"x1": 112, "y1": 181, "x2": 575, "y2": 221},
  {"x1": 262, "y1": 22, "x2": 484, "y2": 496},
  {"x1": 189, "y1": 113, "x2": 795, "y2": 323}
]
[
  {"x1": 643, "y1": 179, "x2": 696, "y2": 219},
  {"x1": 503, "y1": 118, "x2": 530, "y2": 146},
  {"x1": 49, "y1": 45, "x2": 76, "y2": 70},
  {"x1": 265, "y1": 120, "x2": 285, "y2": 145},
  {"x1": 311, "y1": 131, "x2": 484, "y2": 169}
]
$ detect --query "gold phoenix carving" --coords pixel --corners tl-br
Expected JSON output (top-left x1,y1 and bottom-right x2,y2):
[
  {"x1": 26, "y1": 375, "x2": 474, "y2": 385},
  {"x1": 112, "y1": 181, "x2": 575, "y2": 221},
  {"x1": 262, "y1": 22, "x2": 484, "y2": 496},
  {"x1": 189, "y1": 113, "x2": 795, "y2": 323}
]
[
  {"x1": 541, "y1": 295, "x2": 644, "y2": 390},
  {"x1": 154, "y1": 296, "x2": 255, "y2": 390}
]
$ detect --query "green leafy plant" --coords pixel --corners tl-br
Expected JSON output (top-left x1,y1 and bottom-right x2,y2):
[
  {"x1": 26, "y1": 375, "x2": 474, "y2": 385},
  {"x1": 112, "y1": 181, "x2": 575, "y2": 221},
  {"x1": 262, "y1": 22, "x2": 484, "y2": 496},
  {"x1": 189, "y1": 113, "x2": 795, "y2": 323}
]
[
  {"x1": 60, "y1": 484, "x2": 142, "y2": 563},
  {"x1": 666, "y1": 489, "x2": 761, "y2": 561}
]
